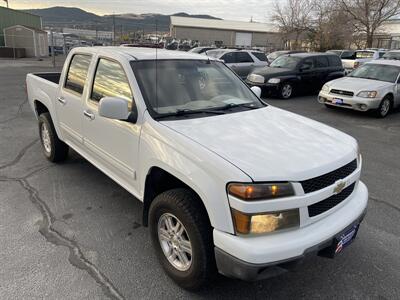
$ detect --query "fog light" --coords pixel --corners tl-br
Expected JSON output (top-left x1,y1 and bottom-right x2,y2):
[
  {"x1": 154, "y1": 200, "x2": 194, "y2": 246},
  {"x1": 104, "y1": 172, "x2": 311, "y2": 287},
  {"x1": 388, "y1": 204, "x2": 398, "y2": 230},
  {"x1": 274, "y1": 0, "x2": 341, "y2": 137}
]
[
  {"x1": 359, "y1": 104, "x2": 368, "y2": 111},
  {"x1": 231, "y1": 209, "x2": 300, "y2": 235}
]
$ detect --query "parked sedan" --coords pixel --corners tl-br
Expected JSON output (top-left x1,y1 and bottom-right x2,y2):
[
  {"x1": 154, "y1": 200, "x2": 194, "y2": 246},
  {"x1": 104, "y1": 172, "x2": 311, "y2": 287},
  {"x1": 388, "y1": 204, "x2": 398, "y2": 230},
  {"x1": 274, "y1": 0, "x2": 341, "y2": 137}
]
[
  {"x1": 246, "y1": 53, "x2": 344, "y2": 99},
  {"x1": 206, "y1": 49, "x2": 268, "y2": 79},
  {"x1": 382, "y1": 50, "x2": 400, "y2": 60},
  {"x1": 189, "y1": 46, "x2": 217, "y2": 54},
  {"x1": 318, "y1": 60, "x2": 400, "y2": 117}
]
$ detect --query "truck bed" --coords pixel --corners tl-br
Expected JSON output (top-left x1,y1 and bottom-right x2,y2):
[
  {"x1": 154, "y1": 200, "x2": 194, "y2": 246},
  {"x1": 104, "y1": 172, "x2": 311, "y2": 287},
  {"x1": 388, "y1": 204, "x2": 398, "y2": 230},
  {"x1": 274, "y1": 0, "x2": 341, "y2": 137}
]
[{"x1": 34, "y1": 72, "x2": 61, "y2": 84}]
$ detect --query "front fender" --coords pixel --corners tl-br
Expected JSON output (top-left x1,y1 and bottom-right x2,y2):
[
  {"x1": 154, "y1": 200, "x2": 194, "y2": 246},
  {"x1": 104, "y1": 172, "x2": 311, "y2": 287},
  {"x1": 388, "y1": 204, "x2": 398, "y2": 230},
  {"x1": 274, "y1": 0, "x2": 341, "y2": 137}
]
[{"x1": 138, "y1": 115, "x2": 251, "y2": 233}]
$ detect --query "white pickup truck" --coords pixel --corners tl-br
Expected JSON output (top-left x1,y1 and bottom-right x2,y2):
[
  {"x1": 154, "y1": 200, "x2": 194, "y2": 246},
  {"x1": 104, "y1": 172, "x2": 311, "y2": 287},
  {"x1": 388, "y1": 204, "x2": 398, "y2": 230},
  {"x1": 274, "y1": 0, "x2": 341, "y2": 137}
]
[{"x1": 27, "y1": 47, "x2": 368, "y2": 290}]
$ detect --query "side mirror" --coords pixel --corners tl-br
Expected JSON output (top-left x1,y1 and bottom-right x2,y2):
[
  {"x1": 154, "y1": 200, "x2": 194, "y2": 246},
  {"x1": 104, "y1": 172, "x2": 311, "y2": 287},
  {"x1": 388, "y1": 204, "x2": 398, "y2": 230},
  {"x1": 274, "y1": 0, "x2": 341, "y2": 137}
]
[
  {"x1": 99, "y1": 97, "x2": 134, "y2": 122},
  {"x1": 251, "y1": 86, "x2": 262, "y2": 98}
]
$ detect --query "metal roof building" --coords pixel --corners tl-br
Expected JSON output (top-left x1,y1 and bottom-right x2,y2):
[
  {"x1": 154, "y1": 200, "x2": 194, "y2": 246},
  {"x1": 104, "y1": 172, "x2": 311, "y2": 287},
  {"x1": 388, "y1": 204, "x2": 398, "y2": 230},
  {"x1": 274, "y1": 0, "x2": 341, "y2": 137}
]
[
  {"x1": 0, "y1": 6, "x2": 42, "y2": 46},
  {"x1": 170, "y1": 16, "x2": 282, "y2": 50}
]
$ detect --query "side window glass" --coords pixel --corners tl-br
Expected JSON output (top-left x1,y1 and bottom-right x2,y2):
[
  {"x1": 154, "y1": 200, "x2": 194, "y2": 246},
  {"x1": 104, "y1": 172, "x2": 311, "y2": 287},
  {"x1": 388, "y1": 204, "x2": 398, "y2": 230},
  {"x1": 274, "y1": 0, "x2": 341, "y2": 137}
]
[
  {"x1": 301, "y1": 58, "x2": 314, "y2": 70},
  {"x1": 315, "y1": 56, "x2": 329, "y2": 68},
  {"x1": 91, "y1": 58, "x2": 133, "y2": 109},
  {"x1": 236, "y1": 52, "x2": 254, "y2": 63},
  {"x1": 65, "y1": 54, "x2": 92, "y2": 94},
  {"x1": 221, "y1": 52, "x2": 235, "y2": 64}
]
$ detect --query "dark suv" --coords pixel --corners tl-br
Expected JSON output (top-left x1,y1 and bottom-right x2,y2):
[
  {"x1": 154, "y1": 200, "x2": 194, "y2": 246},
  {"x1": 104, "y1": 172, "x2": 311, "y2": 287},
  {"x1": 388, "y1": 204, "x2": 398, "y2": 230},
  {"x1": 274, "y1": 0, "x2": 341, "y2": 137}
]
[{"x1": 246, "y1": 53, "x2": 345, "y2": 99}]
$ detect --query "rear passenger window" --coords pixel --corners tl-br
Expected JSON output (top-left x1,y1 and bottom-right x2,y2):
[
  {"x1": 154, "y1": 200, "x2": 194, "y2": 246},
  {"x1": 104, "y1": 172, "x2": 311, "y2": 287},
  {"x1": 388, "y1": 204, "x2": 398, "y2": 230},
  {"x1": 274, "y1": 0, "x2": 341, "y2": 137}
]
[
  {"x1": 328, "y1": 55, "x2": 342, "y2": 66},
  {"x1": 91, "y1": 58, "x2": 133, "y2": 109},
  {"x1": 315, "y1": 56, "x2": 329, "y2": 68},
  {"x1": 252, "y1": 52, "x2": 267, "y2": 61},
  {"x1": 221, "y1": 52, "x2": 236, "y2": 64},
  {"x1": 64, "y1": 54, "x2": 91, "y2": 94},
  {"x1": 236, "y1": 52, "x2": 254, "y2": 63}
]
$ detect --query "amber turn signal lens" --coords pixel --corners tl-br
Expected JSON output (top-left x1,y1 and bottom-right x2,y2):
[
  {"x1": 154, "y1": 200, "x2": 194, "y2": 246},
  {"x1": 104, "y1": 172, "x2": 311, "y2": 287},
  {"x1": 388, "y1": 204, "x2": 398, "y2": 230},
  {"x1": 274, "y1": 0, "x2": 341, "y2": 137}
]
[{"x1": 228, "y1": 183, "x2": 294, "y2": 200}]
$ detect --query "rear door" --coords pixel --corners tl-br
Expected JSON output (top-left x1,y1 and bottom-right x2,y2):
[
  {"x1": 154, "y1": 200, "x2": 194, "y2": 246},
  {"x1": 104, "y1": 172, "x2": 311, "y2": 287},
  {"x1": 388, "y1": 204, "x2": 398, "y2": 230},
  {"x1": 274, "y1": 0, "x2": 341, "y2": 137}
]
[
  {"x1": 298, "y1": 58, "x2": 318, "y2": 91},
  {"x1": 56, "y1": 53, "x2": 92, "y2": 148},
  {"x1": 313, "y1": 56, "x2": 330, "y2": 89},
  {"x1": 82, "y1": 57, "x2": 141, "y2": 194},
  {"x1": 225, "y1": 51, "x2": 255, "y2": 79}
]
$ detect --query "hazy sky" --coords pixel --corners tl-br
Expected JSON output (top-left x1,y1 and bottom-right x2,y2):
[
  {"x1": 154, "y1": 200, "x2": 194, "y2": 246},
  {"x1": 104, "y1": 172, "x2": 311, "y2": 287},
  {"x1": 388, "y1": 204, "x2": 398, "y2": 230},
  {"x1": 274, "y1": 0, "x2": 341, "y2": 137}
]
[{"x1": 5, "y1": 0, "x2": 277, "y2": 22}]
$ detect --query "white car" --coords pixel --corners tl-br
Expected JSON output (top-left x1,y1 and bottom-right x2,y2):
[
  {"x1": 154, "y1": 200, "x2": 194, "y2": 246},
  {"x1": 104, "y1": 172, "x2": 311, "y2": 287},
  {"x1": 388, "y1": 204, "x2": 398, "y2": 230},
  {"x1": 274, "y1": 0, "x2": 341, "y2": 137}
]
[
  {"x1": 27, "y1": 47, "x2": 368, "y2": 290},
  {"x1": 319, "y1": 60, "x2": 400, "y2": 117},
  {"x1": 206, "y1": 49, "x2": 269, "y2": 79},
  {"x1": 342, "y1": 49, "x2": 386, "y2": 74}
]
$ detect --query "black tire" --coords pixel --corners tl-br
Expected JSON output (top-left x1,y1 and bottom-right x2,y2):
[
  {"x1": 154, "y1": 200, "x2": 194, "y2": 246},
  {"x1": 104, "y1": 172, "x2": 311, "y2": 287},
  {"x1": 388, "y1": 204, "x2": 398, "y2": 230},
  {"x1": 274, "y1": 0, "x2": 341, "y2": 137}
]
[
  {"x1": 375, "y1": 96, "x2": 392, "y2": 118},
  {"x1": 279, "y1": 82, "x2": 294, "y2": 99},
  {"x1": 38, "y1": 112, "x2": 69, "y2": 162},
  {"x1": 149, "y1": 188, "x2": 215, "y2": 290}
]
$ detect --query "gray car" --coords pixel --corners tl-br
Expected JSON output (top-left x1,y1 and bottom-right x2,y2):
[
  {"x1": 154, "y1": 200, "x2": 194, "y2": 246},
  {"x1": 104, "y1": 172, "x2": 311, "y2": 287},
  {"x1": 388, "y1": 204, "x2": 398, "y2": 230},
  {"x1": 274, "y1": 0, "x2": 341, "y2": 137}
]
[{"x1": 206, "y1": 49, "x2": 268, "y2": 80}]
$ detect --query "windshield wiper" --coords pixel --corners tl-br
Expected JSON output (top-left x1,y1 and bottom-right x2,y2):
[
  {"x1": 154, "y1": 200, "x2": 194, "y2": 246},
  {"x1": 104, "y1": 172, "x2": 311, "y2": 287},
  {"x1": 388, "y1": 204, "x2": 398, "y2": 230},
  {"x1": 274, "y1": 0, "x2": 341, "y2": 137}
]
[
  {"x1": 155, "y1": 108, "x2": 226, "y2": 119},
  {"x1": 215, "y1": 103, "x2": 262, "y2": 111}
]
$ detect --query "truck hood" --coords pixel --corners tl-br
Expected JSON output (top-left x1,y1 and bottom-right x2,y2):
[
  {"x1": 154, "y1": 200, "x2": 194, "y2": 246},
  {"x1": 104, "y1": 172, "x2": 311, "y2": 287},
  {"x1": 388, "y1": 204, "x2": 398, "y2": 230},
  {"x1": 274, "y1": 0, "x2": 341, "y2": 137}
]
[
  {"x1": 327, "y1": 76, "x2": 393, "y2": 92},
  {"x1": 161, "y1": 106, "x2": 357, "y2": 181}
]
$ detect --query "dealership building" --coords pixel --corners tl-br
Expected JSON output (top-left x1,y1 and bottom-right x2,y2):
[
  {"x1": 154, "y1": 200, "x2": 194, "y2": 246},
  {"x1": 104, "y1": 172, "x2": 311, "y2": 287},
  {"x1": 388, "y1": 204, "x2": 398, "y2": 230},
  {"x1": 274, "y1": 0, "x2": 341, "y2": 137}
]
[{"x1": 170, "y1": 16, "x2": 282, "y2": 50}]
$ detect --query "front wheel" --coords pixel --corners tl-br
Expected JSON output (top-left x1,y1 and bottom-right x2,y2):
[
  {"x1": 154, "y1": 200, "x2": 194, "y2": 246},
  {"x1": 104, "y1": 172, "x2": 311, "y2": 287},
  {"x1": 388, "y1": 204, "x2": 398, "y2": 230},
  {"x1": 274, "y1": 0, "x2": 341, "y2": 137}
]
[
  {"x1": 279, "y1": 82, "x2": 293, "y2": 99},
  {"x1": 375, "y1": 96, "x2": 392, "y2": 118},
  {"x1": 38, "y1": 112, "x2": 69, "y2": 162},
  {"x1": 149, "y1": 189, "x2": 215, "y2": 290}
]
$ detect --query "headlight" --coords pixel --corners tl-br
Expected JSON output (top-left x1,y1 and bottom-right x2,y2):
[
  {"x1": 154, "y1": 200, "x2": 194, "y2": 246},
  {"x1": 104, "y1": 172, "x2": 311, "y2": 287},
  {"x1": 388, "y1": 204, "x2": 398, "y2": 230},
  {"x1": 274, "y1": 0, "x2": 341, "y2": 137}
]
[
  {"x1": 357, "y1": 144, "x2": 362, "y2": 166},
  {"x1": 357, "y1": 91, "x2": 377, "y2": 98},
  {"x1": 268, "y1": 78, "x2": 281, "y2": 84},
  {"x1": 321, "y1": 84, "x2": 330, "y2": 92},
  {"x1": 231, "y1": 209, "x2": 300, "y2": 234},
  {"x1": 247, "y1": 74, "x2": 265, "y2": 84},
  {"x1": 228, "y1": 182, "x2": 294, "y2": 200}
]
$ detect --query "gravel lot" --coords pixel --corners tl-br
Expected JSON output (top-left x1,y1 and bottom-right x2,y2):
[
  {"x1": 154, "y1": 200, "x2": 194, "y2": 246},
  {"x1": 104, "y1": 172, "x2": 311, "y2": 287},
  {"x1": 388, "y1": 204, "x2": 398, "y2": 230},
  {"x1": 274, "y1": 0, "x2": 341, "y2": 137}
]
[{"x1": 0, "y1": 59, "x2": 399, "y2": 299}]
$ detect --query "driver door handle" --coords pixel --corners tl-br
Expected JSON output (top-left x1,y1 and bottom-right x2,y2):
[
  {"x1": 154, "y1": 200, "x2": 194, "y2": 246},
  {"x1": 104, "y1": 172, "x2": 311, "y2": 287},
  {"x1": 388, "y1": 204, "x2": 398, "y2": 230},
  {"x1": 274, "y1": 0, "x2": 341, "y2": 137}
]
[
  {"x1": 83, "y1": 110, "x2": 95, "y2": 120},
  {"x1": 57, "y1": 97, "x2": 66, "y2": 105}
]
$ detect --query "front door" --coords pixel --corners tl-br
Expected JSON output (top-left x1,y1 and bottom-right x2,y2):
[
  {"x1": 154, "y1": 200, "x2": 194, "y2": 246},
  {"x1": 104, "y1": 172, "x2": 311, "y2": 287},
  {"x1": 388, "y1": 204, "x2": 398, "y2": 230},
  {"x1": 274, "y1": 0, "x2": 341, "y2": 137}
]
[
  {"x1": 83, "y1": 57, "x2": 141, "y2": 194},
  {"x1": 56, "y1": 53, "x2": 92, "y2": 148},
  {"x1": 298, "y1": 58, "x2": 318, "y2": 92}
]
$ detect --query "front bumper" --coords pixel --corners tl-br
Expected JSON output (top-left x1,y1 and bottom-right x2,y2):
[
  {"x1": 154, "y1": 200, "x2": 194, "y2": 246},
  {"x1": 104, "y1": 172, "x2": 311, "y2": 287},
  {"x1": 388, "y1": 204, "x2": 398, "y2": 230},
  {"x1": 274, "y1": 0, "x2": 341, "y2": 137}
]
[
  {"x1": 214, "y1": 181, "x2": 368, "y2": 281},
  {"x1": 319, "y1": 90, "x2": 382, "y2": 111},
  {"x1": 246, "y1": 80, "x2": 280, "y2": 94}
]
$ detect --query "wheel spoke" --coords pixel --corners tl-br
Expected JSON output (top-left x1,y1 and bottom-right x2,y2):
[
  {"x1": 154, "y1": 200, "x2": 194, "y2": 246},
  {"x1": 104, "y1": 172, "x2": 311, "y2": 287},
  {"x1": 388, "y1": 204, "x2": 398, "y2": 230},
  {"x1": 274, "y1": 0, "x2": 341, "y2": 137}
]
[
  {"x1": 175, "y1": 249, "x2": 189, "y2": 266},
  {"x1": 180, "y1": 240, "x2": 192, "y2": 255},
  {"x1": 159, "y1": 228, "x2": 170, "y2": 241}
]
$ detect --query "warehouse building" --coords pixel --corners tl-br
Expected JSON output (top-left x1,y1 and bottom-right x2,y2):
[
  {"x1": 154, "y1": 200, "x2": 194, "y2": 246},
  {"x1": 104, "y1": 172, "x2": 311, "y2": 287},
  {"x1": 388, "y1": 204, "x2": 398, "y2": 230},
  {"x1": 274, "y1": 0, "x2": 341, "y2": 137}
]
[
  {"x1": 0, "y1": 6, "x2": 42, "y2": 46},
  {"x1": 170, "y1": 16, "x2": 282, "y2": 50}
]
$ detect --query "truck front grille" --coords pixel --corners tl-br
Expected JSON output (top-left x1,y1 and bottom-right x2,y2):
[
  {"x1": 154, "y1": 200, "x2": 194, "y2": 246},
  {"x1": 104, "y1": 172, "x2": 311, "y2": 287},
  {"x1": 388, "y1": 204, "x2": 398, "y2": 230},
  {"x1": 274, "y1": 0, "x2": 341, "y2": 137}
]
[
  {"x1": 330, "y1": 89, "x2": 354, "y2": 97},
  {"x1": 308, "y1": 182, "x2": 356, "y2": 217},
  {"x1": 300, "y1": 159, "x2": 357, "y2": 193}
]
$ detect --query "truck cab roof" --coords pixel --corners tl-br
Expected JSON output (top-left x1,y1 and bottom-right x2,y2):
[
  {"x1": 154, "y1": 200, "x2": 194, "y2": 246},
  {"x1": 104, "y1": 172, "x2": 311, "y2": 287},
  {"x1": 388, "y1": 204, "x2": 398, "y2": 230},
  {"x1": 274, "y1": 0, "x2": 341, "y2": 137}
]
[{"x1": 73, "y1": 46, "x2": 214, "y2": 61}]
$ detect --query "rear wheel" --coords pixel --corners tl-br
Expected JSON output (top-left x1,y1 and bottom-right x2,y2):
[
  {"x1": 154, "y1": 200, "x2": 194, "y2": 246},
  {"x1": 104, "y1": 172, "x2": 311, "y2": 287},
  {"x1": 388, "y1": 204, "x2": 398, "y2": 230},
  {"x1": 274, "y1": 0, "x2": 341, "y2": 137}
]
[
  {"x1": 375, "y1": 96, "x2": 392, "y2": 118},
  {"x1": 149, "y1": 188, "x2": 215, "y2": 290},
  {"x1": 38, "y1": 113, "x2": 69, "y2": 162},
  {"x1": 279, "y1": 82, "x2": 293, "y2": 99}
]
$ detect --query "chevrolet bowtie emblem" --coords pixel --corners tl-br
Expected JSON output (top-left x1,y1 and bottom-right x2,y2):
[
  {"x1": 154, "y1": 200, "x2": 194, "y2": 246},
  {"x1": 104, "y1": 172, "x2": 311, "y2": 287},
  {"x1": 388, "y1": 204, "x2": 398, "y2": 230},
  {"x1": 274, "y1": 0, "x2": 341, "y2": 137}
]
[{"x1": 334, "y1": 181, "x2": 346, "y2": 194}]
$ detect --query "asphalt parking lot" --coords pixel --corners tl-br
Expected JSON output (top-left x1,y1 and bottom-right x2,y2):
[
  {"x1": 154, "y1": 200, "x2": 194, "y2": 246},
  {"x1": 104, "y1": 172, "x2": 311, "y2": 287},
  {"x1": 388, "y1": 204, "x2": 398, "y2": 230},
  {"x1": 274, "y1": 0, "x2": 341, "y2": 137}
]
[{"x1": 0, "y1": 59, "x2": 399, "y2": 300}]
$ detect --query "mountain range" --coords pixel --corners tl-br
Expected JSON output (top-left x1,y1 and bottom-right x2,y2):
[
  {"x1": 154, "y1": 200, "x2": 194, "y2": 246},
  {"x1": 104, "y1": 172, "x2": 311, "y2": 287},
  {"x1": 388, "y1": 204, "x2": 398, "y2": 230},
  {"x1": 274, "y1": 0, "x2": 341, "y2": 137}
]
[{"x1": 23, "y1": 7, "x2": 221, "y2": 32}]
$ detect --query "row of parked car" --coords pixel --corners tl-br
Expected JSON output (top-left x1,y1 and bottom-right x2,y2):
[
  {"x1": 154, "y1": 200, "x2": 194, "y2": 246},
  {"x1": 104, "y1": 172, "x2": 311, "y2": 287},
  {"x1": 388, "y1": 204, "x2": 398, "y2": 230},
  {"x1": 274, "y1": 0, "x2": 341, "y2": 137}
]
[{"x1": 196, "y1": 47, "x2": 399, "y2": 118}]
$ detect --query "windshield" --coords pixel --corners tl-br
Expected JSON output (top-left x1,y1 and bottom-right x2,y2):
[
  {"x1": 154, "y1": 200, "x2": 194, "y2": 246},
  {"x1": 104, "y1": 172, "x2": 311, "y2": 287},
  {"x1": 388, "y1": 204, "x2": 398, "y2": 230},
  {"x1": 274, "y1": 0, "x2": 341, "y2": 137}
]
[
  {"x1": 267, "y1": 51, "x2": 286, "y2": 61},
  {"x1": 270, "y1": 55, "x2": 301, "y2": 69},
  {"x1": 348, "y1": 63, "x2": 400, "y2": 83},
  {"x1": 383, "y1": 52, "x2": 400, "y2": 60},
  {"x1": 131, "y1": 60, "x2": 264, "y2": 118}
]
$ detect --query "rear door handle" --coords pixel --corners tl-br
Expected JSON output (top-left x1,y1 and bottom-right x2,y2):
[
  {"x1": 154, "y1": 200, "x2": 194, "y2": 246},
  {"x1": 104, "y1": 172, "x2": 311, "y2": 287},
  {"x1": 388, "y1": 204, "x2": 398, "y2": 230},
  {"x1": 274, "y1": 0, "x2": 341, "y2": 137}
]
[
  {"x1": 57, "y1": 97, "x2": 66, "y2": 105},
  {"x1": 83, "y1": 110, "x2": 95, "y2": 120}
]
